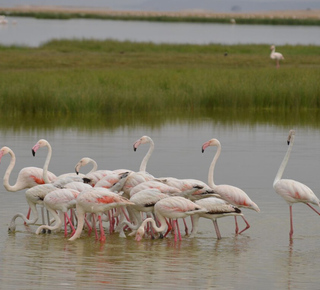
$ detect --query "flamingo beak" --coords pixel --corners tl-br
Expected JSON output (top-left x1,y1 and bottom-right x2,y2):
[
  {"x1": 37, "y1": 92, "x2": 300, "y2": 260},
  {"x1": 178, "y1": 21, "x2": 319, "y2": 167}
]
[
  {"x1": 32, "y1": 144, "x2": 40, "y2": 156},
  {"x1": 202, "y1": 141, "x2": 210, "y2": 153}
]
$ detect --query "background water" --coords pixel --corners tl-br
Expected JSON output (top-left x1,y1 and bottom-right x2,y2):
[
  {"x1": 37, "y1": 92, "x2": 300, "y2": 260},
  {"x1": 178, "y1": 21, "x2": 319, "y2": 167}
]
[
  {"x1": 1, "y1": 16, "x2": 320, "y2": 47},
  {"x1": 0, "y1": 122, "x2": 320, "y2": 289},
  {"x1": 1, "y1": 0, "x2": 320, "y2": 12}
]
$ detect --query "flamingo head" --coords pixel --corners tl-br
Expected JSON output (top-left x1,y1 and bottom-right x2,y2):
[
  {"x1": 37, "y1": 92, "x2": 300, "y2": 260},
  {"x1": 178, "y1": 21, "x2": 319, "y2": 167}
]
[
  {"x1": 32, "y1": 139, "x2": 49, "y2": 156},
  {"x1": 75, "y1": 157, "x2": 92, "y2": 174},
  {"x1": 270, "y1": 45, "x2": 275, "y2": 51},
  {"x1": 135, "y1": 227, "x2": 145, "y2": 242},
  {"x1": 133, "y1": 135, "x2": 152, "y2": 151},
  {"x1": 0, "y1": 146, "x2": 11, "y2": 163},
  {"x1": 201, "y1": 138, "x2": 220, "y2": 153},
  {"x1": 287, "y1": 130, "x2": 295, "y2": 145}
]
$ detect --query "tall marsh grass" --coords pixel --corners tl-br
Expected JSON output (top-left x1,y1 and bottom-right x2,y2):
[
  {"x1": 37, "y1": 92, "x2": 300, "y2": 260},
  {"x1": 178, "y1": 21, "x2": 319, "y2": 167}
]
[{"x1": 0, "y1": 41, "x2": 320, "y2": 120}]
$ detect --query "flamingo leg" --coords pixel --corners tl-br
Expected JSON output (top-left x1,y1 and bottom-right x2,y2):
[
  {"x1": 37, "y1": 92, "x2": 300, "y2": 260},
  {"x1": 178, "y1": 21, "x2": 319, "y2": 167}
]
[
  {"x1": 182, "y1": 218, "x2": 188, "y2": 235},
  {"x1": 306, "y1": 203, "x2": 320, "y2": 215},
  {"x1": 92, "y1": 214, "x2": 99, "y2": 239},
  {"x1": 163, "y1": 218, "x2": 172, "y2": 238},
  {"x1": 238, "y1": 216, "x2": 251, "y2": 235},
  {"x1": 234, "y1": 216, "x2": 239, "y2": 234},
  {"x1": 173, "y1": 220, "x2": 178, "y2": 242},
  {"x1": 98, "y1": 215, "x2": 106, "y2": 242},
  {"x1": 65, "y1": 212, "x2": 76, "y2": 236},
  {"x1": 289, "y1": 205, "x2": 294, "y2": 239},
  {"x1": 108, "y1": 211, "x2": 113, "y2": 234},
  {"x1": 176, "y1": 220, "x2": 182, "y2": 241},
  {"x1": 213, "y1": 220, "x2": 222, "y2": 240},
  {"x1": 64, "y1": 213, "x2": 68, "y2": 237},
  {"x1": 25, "y1": 207, "x2": 31, "y2": 225}
]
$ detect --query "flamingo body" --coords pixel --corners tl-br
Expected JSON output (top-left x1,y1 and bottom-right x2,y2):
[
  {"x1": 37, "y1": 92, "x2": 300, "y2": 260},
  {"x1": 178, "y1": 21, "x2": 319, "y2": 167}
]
[{"x1": 270, "y1": 45, "x2": 284, "y2": 68}]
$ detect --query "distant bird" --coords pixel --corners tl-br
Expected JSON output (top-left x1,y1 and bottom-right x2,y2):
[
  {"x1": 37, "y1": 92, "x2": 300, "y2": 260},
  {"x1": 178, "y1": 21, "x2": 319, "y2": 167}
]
[
  {"x1": 273, "y1": 130, "x2": 320, "y2": 239},
  {"x1": 270, "y1": 45, "x2": 284, "y2": 68},
  {"x1": 135, "y1": 196, "x2": 206, "y2": 242},
  {"x1": 202, "y1": 138, "x2": 260, "y2": 234}
]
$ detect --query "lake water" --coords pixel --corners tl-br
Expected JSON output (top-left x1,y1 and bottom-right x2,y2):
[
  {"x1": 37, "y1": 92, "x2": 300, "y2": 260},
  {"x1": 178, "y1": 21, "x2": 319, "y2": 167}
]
[
  {"x1": 1, "y1": 121, "x2": 320, "y2": 289},
  {"x1": 1, "y1": 16, "x2": 320, "y2": 47}
]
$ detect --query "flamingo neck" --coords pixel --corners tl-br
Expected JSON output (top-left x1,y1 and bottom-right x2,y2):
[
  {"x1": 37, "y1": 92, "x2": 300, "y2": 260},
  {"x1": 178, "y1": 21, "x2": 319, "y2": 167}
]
[
  {"x1": 139, "y1": 139, "x2": 154, "y2": 172},
  {"x1": 208, "y1": 142, "x2": 221, "y2": 189},
  {"x1": 69, "y1": 206, "x2": 85, "y2": 241},
  {"x1": 43, "y1": 142, "x2": 53, "y2": 184},
  {"x1": 273, "y1": 135, "x2": 295, "y2": 186},
  {"x1": 88, "y1": 159, "x2": 98, "y2": 173},
  {"x1": 3, "y1": 149, "x2": 19, "y2": 192},
  {"x1": 139, "y1": 212, "x2": 167, "y2": 234}
]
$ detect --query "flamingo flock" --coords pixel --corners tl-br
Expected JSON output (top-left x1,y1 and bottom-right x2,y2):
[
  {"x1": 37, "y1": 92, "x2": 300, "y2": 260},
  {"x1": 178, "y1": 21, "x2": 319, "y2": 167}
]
[{"x1": 0, "y1": 130, "x2": 318, "y2": 243}]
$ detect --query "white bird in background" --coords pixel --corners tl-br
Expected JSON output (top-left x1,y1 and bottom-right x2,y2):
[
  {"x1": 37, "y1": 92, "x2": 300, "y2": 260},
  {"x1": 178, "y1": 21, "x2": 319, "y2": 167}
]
[
  {"x1": 273, "y1": 129, "x2": 320, "y2": 239},
  {"x1": 270, "y1": 45, "x2": 284, "y2": 68}
]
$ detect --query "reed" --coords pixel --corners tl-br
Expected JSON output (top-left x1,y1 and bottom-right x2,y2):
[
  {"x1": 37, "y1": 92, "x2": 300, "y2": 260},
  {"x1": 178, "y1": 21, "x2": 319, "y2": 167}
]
[{"x1": 0, "y1": 41, "x2": 320, "y2": 120}]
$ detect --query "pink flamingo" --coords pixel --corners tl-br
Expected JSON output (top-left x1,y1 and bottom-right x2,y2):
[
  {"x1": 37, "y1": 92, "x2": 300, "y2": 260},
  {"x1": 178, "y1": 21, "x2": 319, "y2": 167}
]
[
  {"x1": 0, "y1": 146, "x2": 56, "y2": 191},
  {"x1": 122, "y1": 135, "x2": 155, "y2": 198},
  {"x1": 35, "y1": 188, "x2": 80, "y2": 236},
  {"x1": 191, "y1": 197, "x2": 243, "y2": 239},
  {"x1": 202, "y1": 138, "x2": 260, "y2": 234},
  {"x1": 135, "y1": 196, "x2": 206, "y2": 242},
  {"x1": 273, "y1": 129, "x2": 320, "y2": 239},
  {"x1": 270, "y1": 45, "x2": 284, "y2": 68},
  {"x1": 68, "y1": 187, "x2": 134, "y2": 242}
]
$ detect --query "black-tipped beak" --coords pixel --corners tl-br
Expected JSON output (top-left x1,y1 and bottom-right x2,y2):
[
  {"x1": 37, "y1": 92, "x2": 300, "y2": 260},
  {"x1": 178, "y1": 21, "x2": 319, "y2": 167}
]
[
  {"x1": 202, "y1": 149, "x2": 204, "y2": 153},
  {"x1": 75, "y1": 170, "x2": 79, "y2": 175},
  {"x1": 32, "y1": 149, "x2": 36, "y2": 156},
  {"x1": 133, "y1": 146, "x2": 137, "y2": 152},
  {"x1": 287, "y1": 141, "x2": 290, "y2": 145}
]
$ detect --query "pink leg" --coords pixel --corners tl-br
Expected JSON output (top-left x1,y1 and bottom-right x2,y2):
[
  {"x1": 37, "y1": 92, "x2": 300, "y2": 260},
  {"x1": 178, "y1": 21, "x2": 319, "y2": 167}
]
[
  {"x1": 64, "y1": 214, "x2": 68, "y2": 237},
  {"x1": 98, "y1": 215, "x2": 106, "y2": 242},
  {"x1": 84, "y1": 215, "x2": 92, "y2": 233},
  {"x1": 289, "y1": 205, "x2": 293, "y2": 239},
  {"x1": 173, "y1": 220, "x2": 178, "y2": 242},
  {"x1": 108, "y1": 211, "x2": 113, "y2": 234},
  {"x1": 65, "y1": 212, "x2": 76, "y2": 236},
  {"x1": 164, "y1": 218, "x2": 172, "y2": 238},
  {"x1": 213, "y1": 220, "x2": 221, "y2": 240},
  {"x1": 24, "y1": 207, "x2": 31, "y2": 225},
  {"x1": 238, "y1": 216, "x2": 251, "y2": 234},
  {"x1": 306, "y1": 203, "x2": 320, "y2": 215},
  {"x1": 92, "y1": 214, "x2": 99, "y2": 240},
  {"x1": 176, "y1": 220, "x2": 182, "y2": 241},
  {"x1": 234, "y1": 216, "x2": 239, "y2": 234},
  {"x1": 121, "y1": 208, "x2": 131, "y2": 222},
  {"x1": 182, "y1": 218, "x2": 188, "y2": 235}
]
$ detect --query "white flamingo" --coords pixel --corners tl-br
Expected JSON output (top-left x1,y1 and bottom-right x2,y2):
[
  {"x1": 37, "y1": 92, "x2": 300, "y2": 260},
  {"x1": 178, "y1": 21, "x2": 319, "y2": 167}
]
[
  {"x1": 0, "y1": 146, "x2": 56, "y2": 192},
  {"x1": 191, "y1": 197, "x2": 243, "y2": 239},
  {"x1": 273, "y1": 129, "x2": 320, "y2": 239},
  {"x1": 270, "y1": 45, "x2": 284, "y2": 68},
  {"x1": 202, "y1": 138, "x2": 260, "y2": 234},
  {"x1": 135, "y1": 196, "x2": 206, "y2": 242}
]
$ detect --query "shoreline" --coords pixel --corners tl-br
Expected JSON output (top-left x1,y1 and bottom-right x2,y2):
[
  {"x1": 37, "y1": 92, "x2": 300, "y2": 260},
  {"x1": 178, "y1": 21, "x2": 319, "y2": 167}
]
[{"x1": 1, "y1": 5, "x2": 320, "y2": 20}]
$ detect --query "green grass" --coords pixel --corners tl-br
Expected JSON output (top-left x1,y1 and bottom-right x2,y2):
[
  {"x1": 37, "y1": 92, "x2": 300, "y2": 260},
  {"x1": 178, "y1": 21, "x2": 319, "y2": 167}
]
[{"x1": 0, "y1": 40, "x2": 320, "y2": 128}]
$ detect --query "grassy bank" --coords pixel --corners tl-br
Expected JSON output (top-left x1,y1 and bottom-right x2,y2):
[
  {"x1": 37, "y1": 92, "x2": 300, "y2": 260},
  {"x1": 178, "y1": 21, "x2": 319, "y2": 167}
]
[{"x1": 0, "y1": 40, "x2": 320, "y2": 122}]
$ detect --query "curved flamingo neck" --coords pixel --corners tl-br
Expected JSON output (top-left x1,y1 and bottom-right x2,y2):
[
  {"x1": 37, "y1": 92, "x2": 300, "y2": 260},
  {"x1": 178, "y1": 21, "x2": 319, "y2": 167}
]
[
  {"x1": 273, "y1": 134, "x2": 295, "y2": 187},
  {"x1": 208, "y1": 142, "x2": 221, "y2": 189},
  {"x1": 139, "y1": 139, "x2": 154, "y2": 172},
  {"x1": 3, "y1": 149, "x2": 19, "y2": 191},
  {"x1": 139, "y1": 212, "x2": 167, "y2": 233},
  {"x1": 43, "y1": 142, "x2": 53, "y2": 184},
  {"x1": 88, "y1": 159, "x2": 98, "y2": 173}
]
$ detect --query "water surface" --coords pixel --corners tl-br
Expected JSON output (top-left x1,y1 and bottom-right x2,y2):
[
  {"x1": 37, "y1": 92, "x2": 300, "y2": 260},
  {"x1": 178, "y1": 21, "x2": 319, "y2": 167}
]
[{"x1": 0, "y1": 121, "x2": 320, "y2": 289}]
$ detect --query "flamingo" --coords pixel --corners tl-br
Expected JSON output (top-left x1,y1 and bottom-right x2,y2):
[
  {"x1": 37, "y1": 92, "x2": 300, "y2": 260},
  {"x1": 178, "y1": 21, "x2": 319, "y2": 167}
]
[
  {"x1": 35, "y1": 188, "x2": 80, "y2": 236},
  {"x1": 273, "y1": 129, "x2": 320, "y2": 239},
  {"x1": 0, "y1": 146, "x2": 56, "y2": 192},
  {"x1": 32, "y1": 139, "x2": 86, "y2": 185},
  {"x1": 122, "y1": 135, "x2": 156, "y2": 198},
  {"x1": 202, "y1": 138, "x2": 260, "y2": 234},
  {"x1": 68, "y1": 187, "x2": 134, "y2": 242},
  {"x1": 135, "y1": 196, "x2": 206, "y2": 242},
  {"x1": 190, "y1": 197, "x2": 243, "y2": 240},
  {"x1": 270, "y1": 45, "x2": 284, "y2": 68}
]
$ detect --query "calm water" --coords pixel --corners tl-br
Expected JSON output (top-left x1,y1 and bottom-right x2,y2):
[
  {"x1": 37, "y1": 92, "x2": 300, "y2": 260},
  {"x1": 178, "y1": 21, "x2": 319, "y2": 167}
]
[
  {"x1": 1, "y1": 122, "x2": 320, "y2": 289},
  {"x1": 1, "y1": 16, "x2": 320, "y2": 47}
]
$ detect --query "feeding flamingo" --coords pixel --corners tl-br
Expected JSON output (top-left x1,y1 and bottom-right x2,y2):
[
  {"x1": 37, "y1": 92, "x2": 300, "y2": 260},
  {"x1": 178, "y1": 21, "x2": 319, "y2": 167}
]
[
  {"x1": 68, "y1": 187, "x2": 134, "y2": 242},
  {"x1": 270, "y1": 45, "x2": 284, "y2": 68},
  {"x1": 135, "y1": 196, "x2": 206, "y2": 242},
  {"x1": 202, "y1": 138, "x2": 260, "y2": 234},
  {"x1": 273, "y1": 129, "x2": 320, "y2": 239},
  {"x1": 0, "y1": 146, "x2": 56, "y2": 192},
  {"x1": 35, "y1": 188, "x2": 80, "y2": 236},
  {"x1": 190, "y1": 197, "x2": 243, "y2": 239}
]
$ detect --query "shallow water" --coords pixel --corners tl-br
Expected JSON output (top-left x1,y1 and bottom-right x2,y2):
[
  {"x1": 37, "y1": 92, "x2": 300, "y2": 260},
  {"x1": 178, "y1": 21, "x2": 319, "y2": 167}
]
[{"x1": 0, "y1": 123, "x2": 320, "y2": 289}]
